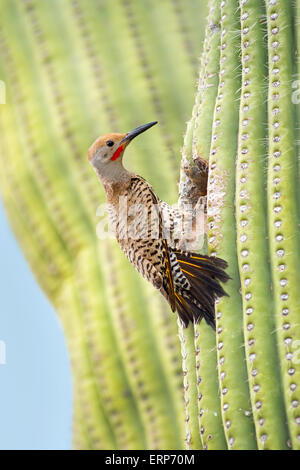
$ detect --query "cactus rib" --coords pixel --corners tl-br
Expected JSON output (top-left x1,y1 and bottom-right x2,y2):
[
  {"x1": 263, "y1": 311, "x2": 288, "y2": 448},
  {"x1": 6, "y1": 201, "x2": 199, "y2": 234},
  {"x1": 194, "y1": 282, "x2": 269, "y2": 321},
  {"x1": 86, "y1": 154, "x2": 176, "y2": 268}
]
[
  {"x1": 265, "y1": 0, "x2": 300, "y2": 450},
  {"x1": 178, "y1": 321, "x2": 202, "y2": 450},
  {"x1": 236, "y1": 0, "x2": 288, "y2": 449},
  {"x1": 206, "y1": 0, "x2": 257, "y2": 449},
  {"x1": 185, "y1": 0, "x2": 227, "y2": 450}
]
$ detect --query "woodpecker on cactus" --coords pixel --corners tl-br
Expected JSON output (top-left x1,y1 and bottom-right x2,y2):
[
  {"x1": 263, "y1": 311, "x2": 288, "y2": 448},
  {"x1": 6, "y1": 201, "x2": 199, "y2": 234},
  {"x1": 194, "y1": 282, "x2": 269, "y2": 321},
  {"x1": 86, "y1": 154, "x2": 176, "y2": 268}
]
[{"x1": 88, "y1": 121, "x2": 229, "y2": 329}]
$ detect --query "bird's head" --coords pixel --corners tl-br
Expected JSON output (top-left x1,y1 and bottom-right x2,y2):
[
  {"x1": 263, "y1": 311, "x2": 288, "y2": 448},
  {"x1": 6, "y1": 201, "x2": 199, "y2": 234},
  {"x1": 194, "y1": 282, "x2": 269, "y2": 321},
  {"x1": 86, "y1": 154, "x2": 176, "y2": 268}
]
[{"x1": 87, "y1": 121, "x2": 157, "y2": 182}]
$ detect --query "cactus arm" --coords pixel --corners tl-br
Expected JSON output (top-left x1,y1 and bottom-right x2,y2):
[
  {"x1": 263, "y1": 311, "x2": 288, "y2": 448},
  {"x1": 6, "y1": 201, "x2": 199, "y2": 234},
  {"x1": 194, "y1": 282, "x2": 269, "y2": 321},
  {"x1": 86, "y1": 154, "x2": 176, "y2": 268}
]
[
  {"x1": 236, "y1": 0, "x2": 289, "y2": 449},
  {"x1": 265, "y1": 0, "x2": 300, "y2": 450},
  {"x1": 206, "y1": 0, "x2": 257, "y2": 449}
]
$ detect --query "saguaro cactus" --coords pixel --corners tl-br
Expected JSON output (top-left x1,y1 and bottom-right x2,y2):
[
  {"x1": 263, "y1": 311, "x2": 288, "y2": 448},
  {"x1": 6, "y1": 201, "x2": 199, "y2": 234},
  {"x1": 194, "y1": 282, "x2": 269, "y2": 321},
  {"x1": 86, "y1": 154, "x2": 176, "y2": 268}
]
[{"x1": 180, "y1": 0, "x2": 300, "y2": 450}]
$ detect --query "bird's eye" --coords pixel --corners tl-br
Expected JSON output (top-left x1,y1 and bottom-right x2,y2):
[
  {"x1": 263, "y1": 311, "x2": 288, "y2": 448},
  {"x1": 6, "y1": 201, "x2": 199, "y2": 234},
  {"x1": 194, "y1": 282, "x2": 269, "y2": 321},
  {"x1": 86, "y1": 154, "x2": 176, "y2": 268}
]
[{"x1": 106, "y1": 140, "x2": 114, "y2": 147}]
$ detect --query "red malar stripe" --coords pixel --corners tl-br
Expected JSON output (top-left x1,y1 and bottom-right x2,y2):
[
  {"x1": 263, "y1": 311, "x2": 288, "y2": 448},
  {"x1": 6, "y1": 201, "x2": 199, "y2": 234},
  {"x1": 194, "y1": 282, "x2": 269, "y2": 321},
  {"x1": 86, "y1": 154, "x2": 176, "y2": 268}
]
[{"x1": 111, "y1": 145, "x2": 124, "y2": 161}]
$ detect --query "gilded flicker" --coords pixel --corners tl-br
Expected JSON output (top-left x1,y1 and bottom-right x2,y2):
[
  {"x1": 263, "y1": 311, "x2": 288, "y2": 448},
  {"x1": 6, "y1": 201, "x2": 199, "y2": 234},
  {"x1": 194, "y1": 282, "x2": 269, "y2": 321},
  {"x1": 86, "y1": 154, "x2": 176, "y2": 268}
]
[{"x1": 88, "y1": 121, "x2": 229, "y2": 329}]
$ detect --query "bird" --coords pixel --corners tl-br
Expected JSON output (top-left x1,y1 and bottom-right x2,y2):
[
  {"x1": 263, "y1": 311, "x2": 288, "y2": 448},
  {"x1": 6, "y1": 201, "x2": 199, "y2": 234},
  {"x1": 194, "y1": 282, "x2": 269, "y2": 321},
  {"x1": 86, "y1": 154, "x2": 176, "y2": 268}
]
[{"x1": 87, "y1": 121, "x2": 229, "y2": 329}]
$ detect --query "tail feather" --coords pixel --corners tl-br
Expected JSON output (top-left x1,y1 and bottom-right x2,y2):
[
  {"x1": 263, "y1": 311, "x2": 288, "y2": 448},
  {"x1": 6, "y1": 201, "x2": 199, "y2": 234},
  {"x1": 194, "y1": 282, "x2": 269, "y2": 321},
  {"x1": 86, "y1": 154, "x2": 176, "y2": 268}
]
[
  {"x1": 173, "y1": 250, "x2": 230, "y2": 329},
  {"x1": 174, "y1": 293, "x2": 194, "y2": 326}
]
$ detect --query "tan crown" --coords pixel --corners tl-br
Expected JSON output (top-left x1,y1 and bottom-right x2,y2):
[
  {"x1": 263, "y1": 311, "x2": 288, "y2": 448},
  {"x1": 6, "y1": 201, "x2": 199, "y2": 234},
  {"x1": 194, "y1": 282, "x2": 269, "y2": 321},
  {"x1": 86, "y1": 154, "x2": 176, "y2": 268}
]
[{"x1": 87, "y1": 132, "x2": 127, "y2": 161}]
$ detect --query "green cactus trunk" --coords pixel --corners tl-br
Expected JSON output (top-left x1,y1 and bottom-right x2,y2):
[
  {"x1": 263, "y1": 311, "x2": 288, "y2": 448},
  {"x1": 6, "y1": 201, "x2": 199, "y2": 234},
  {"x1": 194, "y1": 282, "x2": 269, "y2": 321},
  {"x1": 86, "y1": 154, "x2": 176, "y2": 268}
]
[
  {"x1": 0, "y1": 0, "x2": 209, "y2": 450},
  {"x1": 180, "y1": 0, "x2": 300, "y2": 450},
  {"x1": 1, "y1": 0, "x2": 300, "y2": 451}
]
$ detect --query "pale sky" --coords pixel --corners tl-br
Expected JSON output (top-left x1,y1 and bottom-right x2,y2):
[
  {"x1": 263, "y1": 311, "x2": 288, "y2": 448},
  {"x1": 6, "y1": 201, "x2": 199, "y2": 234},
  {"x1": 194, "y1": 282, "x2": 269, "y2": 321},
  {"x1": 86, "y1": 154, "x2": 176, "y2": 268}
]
[{"x1": 0, "y1": 200, "x2": 72, "y2": 450}]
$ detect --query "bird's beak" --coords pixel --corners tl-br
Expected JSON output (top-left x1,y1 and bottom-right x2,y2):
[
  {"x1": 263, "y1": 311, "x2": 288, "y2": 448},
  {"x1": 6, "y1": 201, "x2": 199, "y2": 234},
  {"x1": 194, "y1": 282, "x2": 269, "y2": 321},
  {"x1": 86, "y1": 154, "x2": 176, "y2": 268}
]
[{"x1": 120, "y1": 121, "x2": 158, "y2": 145}]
